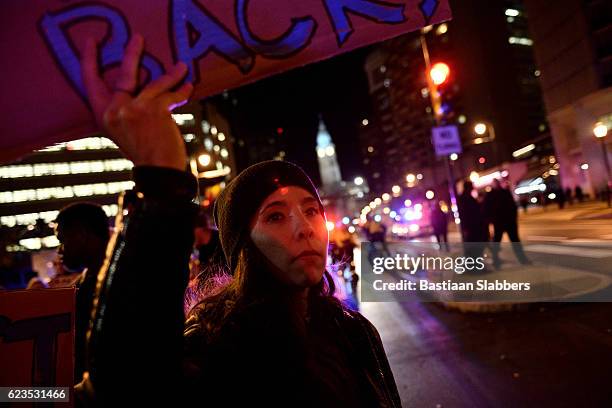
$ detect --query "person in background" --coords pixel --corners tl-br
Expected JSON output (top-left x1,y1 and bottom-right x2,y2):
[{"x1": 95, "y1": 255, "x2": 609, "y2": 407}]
[
  {"x1": 193, "y1": 207, "x2": 224, "y2": 276},
  {"x1": 28, "y1": 202, "x2": 110, "y2": 382},
  {"x1": 565, "y1": 187, "x2": 574, "y2": 205},
  {"x1": 483, "y1": 179, "x2": 530, "y2": 269},
  {"x1": 430, "y1": 201, "x2": 449, "y2": 252},
  {"x1": 575, "y1": 185, "x2": 584, "y2": 202},
  {"x1": 457, "y1": 180, "x2": 488, "y2": 260}
]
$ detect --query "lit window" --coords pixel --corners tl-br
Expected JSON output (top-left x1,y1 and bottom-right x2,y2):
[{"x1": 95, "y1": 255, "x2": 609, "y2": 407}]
[
  {"x1": 220, "y1": 148, "x2": 229, "y2": 158},
  {"x1": 217, "y1": 132, "x2": 226, "y2": 142},
  {"x1": 508, "y1": 37, "x2": 533, "y2": 46},
  {"x1": 172, "y1": 113, "x2": 195, "y2": 126},
  {"x1": 505, "y1": 9, "x2": 519, "y2": 17}
]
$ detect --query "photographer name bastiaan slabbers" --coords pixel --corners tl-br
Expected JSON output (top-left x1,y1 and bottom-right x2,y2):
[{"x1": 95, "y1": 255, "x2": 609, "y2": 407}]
[{"x1": 373, "y1": 279, "x2": 531, "y2": 292}]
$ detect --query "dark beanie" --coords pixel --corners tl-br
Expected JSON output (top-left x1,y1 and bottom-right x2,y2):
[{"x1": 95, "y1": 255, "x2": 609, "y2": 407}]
[{"x1": 213, "y1": 160, "x2": 323, "y2": 271}]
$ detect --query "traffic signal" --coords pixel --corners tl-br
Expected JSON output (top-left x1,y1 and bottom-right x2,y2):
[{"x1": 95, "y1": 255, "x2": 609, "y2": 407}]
[
  {"x1": 428, "y1": 62, "x2": 456, "y2": 124},
  {"x1": 430, "y1": 63, "x2": 450, "y2": 86}
]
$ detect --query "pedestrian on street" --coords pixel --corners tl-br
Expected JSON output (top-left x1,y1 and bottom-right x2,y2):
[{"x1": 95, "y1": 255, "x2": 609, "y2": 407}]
[
  {"x1": 557, "y1": 187, "x2": 566, "y2": 209},
  {"x1": 565, "y1": 187, "x2": 573, "y2": 205},
  {"x1": 457, "y1": 180, "x2": 488, "y2": 260},
  {"x1": 75, "y1": 35, "x2": 401, "y2": 407},
  {"x1": 483, "y1": 179, "x2": 531, "y2": 268},
  {"x1": 575, "y1": 185, "x2": 584, "y2": 202},
  {"x1": 430, "y1": 201, "x2": 449, "y2": 252}
]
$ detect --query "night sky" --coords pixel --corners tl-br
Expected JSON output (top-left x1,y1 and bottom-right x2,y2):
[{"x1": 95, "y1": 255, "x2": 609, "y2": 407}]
[{"x1": 211, "y1": 45, "x2": 374, "y2": 185}]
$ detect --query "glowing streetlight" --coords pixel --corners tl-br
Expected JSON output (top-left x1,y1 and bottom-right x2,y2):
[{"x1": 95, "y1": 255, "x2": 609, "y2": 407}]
[
  {"x1": 197, "y1": 153, "x2": 211, "y2": 166},
  {"x1": 354, "y1": 176, "x2": 364, "y2": 186},
  {"x1": 594, "y1": 123, "x2": 608, "y2": 138},
  {"x1": 449, "y1": 153, "x2": 458, "y2": 161},
  {"x1": 474, "y1": 123, "x2": 487, "y2": 135},
  {"x1": 406, "y1": 173, "x2": 416, "y2": 183},
  {"x1": 425, "y1": 190, "x2": 435, "y2": 200},
  {"x1": 382, "y1": 193, "x2": 391, "y2": 201},
  {"x1": 429, "y1": 62, "x2": 450, "y2": 86},
  {"x1": 392, "y1": 185, "x2": 401, "y2": 195}
]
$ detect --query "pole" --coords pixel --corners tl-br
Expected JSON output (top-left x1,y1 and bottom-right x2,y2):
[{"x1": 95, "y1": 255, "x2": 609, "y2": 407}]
[
  {"x1": 600, "y1": 138, "x2": 611, "y2": 208},
  {"x1": 420, "y1": 34, "x2": 459, "y2": 224}
]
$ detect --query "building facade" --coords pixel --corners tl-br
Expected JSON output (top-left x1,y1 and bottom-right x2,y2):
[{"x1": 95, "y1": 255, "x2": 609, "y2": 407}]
[
  {"x1": 524, "y1": 0, "x2": 612, "y2": 196},
  {"x1": 359, "y1": 0, "x2": 550, "y2": 197}
]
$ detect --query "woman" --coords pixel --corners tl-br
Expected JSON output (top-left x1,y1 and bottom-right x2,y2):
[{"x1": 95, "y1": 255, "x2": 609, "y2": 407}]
[{"x1": 76, "y1": 35, "x2": 400, "y2": 407}]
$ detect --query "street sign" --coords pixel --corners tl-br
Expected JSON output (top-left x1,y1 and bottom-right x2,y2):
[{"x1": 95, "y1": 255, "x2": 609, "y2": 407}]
[
  {"x1": 431, "y1": 125, "x2": 462, "y2": 156},
  {"x1": 0, "y1": 0, "x2": 452, "y2": 162}
]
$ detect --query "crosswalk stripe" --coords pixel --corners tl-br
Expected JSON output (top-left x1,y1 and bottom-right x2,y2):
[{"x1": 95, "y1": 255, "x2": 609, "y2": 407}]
[
  {"x1": 525, "y1": 244, "x2": 612, "y2": 258},
  {"x1": 526, "y1": 235, "x2": 567, "y2": 241}
]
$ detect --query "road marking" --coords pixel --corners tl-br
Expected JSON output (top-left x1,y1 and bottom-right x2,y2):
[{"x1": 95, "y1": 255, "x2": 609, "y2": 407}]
[
  {"x1": 526, "y1": 235, "x2": 567, "y2": 241},
  {"x1": 600, "y1": 234, "x2": 612, "y2": 240},
  {"x1": 564, "y1": 238, "x2": 612, "y2": 243},
  {"x1": 525, "y1": 244, "x2": 612, "y2": 258}
]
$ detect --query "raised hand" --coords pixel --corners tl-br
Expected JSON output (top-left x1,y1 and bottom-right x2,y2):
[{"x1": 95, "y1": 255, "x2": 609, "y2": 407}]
[{"x1": 82, "y1": 34, "x2": 193, "y2": 171}]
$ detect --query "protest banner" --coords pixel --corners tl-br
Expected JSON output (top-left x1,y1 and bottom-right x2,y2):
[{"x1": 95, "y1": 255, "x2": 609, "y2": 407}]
[{"x1": 0, "y1": 0, "x2": 451, "y2": 162}]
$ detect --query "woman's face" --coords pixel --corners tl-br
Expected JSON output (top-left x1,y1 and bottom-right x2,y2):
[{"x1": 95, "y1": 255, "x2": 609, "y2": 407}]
[{"x1": 250, "y1": 186, "x2": 328, "y2": 288}]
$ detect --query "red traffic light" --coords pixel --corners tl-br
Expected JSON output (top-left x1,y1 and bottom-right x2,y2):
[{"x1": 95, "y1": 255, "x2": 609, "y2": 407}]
[
  {"x1": 478, "y1": 156, "x2": 486, "y2": 164},
  {"x1": 430, "y1": 62, "x2": 450, "y2": 86}
]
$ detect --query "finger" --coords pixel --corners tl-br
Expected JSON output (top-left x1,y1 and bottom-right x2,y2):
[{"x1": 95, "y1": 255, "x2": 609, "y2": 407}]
[
  {"x1": 138, "y1": 62, "x2": 188, "y2": 100},
  {"x1": 162, "y1": 82, "x2": 194, "y2": 111},
  {"x1": 115, "y1": 34, "x2": 144, "y2": 92},
  {"x1": 82, "y1": 38, "x2": 110, "y2": 112}
]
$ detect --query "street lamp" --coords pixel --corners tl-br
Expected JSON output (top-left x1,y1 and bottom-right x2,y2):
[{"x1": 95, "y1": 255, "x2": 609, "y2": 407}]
[
  {"x1": 197, "y1": 153, "x2": 211, "y2": 166},
  {"x1": 472, "y1": 120, "x2": 500, "y2": 164},
  {"x1": 593, "y1": 122, "x2": 611, "y2": 207},
  {"x1": 474, "y1": 123, "x2": 487, "y2": 136}
]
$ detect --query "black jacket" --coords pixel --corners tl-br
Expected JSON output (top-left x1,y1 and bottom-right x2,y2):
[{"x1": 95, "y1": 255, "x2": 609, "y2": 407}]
[{"x1": 77, "y1": 166, "x2": 401, "y2": 407}]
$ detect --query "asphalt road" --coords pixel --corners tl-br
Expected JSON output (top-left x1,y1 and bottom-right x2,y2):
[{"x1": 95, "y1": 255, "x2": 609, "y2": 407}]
[{"x1": 358, "y1": 202, "x2": 612, "y2": 407}]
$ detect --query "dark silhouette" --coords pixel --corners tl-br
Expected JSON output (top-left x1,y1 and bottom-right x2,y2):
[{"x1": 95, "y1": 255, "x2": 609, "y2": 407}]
[
  {"x1": 430, "y1": 201, "x2": 449, "y2": 251},
  {"x1": 457, "y1": 181, "x2": 488, "y2": 260},
  {"x1": 483, "y1": 179, "x2": 530, "y2": 268},
  {"x1": 575, "y1": 185, "x2": 584, "y2": 202}
]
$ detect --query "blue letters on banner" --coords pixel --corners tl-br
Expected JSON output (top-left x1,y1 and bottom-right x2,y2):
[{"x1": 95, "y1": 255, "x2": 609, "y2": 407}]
[
  {"x1": 39, "y1": 4, "x2": 164, "y2": 99},
  {"x1": 235, "y1": 0, "x2": 317, "y2": 58},
  {"x1": 322, "y1": 0, "x2": 406, "y2": 46},
  {"x1": 171, "y1": 0, "x2": 255, "y2": 83}
]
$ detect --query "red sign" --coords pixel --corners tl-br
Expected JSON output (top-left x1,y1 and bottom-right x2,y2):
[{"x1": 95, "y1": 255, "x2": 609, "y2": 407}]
[
  {"x1": 0, "y1": 288, "x2": 74, "y2": 404},
  {"x1": 0, "y1": 0, "x2": 451, "y2": 162}
]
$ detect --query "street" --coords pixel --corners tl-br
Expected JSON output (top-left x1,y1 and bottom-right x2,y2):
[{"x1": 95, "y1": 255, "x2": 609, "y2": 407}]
[{"x1": 360, "y1": 202, "x2": 612, "y2": 407}]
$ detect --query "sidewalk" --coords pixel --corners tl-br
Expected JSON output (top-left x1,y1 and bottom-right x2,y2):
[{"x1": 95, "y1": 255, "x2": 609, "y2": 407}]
[{"x1": 518, "y1": 200, "x2": 612, "y2": 222}]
